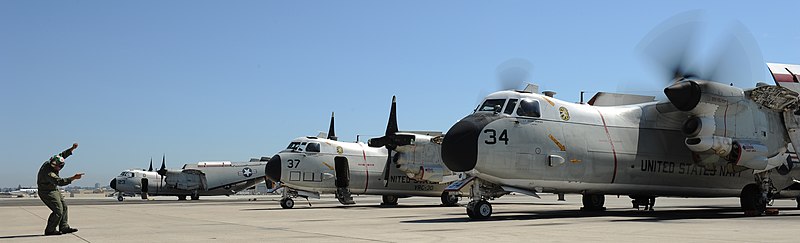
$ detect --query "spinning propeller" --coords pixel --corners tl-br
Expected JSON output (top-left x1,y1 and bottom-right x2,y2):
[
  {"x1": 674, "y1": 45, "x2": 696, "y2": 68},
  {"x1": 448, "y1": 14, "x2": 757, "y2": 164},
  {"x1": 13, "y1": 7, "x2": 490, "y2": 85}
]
[{"x1": 637, "y1": 11, "x2": 765, "y2": 92}]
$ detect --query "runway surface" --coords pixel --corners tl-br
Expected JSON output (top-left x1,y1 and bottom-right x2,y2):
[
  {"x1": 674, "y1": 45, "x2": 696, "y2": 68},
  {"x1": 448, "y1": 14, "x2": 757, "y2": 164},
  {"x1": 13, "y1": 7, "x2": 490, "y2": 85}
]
[{"x1": 1, "y1": 193, "x2": 798, "y2": 242}]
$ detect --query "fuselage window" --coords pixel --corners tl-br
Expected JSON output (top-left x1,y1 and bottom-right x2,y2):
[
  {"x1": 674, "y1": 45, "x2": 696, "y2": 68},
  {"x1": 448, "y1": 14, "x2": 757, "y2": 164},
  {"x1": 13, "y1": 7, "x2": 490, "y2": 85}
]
[
  {"x1": 504, "y1": 99, "x2": 518, "y2": 114},
  {"x1": 516, "y1": 99, "x2": 541, "y2": 117},
  {"x1": 306, "y1": 143, "x2": 321, "y2": 153},
  {"x1": 478, "y1": 99, "x2": 506, "y2": 112}
]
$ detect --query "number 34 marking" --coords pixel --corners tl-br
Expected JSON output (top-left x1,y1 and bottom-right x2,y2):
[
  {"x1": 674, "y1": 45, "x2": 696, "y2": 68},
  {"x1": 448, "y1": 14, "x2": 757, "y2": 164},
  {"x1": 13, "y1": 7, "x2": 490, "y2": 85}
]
[{"x1": 484, "y1": 129, "x2": 509, "y2": 145}]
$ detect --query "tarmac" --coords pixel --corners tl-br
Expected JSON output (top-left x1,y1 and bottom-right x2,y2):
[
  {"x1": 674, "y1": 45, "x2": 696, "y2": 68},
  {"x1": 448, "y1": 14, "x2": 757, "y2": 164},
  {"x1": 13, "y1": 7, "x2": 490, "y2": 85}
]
[{"x1": 1, "y1": 193, "x2": 799, "y2": 242}]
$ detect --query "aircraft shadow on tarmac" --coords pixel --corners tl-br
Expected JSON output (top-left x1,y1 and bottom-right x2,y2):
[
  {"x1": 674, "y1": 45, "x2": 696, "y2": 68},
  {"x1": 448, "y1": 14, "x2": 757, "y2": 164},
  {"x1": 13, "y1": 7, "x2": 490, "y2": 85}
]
[
  {"x1": 402, "y1": 206, "x2": 800, "y2": 224},
  {"x1": 0, "y1": 234, "x2": 48, "y2": 239},
  {"x1": 242, "y1": 203, "x2": 460, "y2": 211}
]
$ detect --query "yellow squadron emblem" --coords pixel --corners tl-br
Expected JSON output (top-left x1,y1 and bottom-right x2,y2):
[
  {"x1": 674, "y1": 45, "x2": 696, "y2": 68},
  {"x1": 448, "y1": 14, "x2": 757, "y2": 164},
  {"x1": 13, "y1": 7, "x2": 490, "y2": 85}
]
[
  {"x1": 336, "y1": 146, "x2": 344, "y2": 154},
  {"x1": 559, "y1": 107, "x2": 570, "y2": 121}
]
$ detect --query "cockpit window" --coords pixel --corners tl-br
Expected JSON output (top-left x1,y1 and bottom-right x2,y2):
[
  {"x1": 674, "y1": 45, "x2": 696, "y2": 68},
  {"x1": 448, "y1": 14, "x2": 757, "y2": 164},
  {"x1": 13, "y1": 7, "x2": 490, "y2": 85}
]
[
  {"x1": 516, "y1": 99, "x2": 541, "y2": 117},
  {"x1": 286, "y1": 142, "x2": 301, "y2": 150},
  {"x1": 478, "y1": 99, "x2": 506, "y2": 112},
  {"x1": 306, "y1": 143, "x2": 321, "y2": 153},
  {"x1": 503, "y1": 99, "x2": 518, "y2": 114}
]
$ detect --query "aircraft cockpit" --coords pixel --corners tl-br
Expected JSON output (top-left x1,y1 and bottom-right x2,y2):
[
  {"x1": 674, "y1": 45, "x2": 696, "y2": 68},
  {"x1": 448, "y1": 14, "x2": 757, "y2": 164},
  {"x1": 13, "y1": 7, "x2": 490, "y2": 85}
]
[
  {"x1": 119, "y1": 171, "x2": 135, "y2": 178},
  {"x1": 282, "y1": 139, "x2": 323, "y2": 154},
  {"x1": 475, "y1": 97, "x2": 541, "y2": 118}
]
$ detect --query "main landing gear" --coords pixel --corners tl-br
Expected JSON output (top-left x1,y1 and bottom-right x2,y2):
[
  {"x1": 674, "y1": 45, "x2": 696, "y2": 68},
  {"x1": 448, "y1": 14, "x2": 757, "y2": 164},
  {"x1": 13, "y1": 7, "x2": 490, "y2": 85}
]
[
  {"x1": 381, "y1": 195, "x2": 398, "y2": 206},
  {"x1": 581, "y1": 193, "x2": 606, "y2": 211},
  {"x1": 740, "y1": 172, "x2": 776, "y2": 216},
  {"x1": 441, "y1": 191, "x2": 459, "y2": 207}
]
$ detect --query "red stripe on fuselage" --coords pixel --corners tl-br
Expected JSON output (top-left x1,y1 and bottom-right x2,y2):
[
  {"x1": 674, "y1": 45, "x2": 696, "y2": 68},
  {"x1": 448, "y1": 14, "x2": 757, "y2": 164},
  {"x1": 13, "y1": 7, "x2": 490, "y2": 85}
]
[
  {"x1": 358, "y1": 143, "x2": 369, "y2": 194},
  {"x1": 596, "y1": 109, "x2": 618, "y2": 184}
]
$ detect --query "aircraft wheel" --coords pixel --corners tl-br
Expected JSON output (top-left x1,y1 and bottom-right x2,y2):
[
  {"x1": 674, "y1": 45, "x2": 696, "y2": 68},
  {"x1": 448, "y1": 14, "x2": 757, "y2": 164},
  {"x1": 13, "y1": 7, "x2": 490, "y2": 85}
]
[
  {"x1": 471, "y1": 200, "x2": 492, "y2": 219},
  {"x1": 191, "y1": 192, "x2": 199, "y2": 200},
  {"x1": 381, "y1": 195, "x2": 398, "y2": 206},
  {"x1": 117, "y1": 195, "x2": 124, "y2": 202},
  {"x1": 466, "y1": 201, "x2": 477, "y2": 218},
  {"x1": 582, "y1": 194, "x2": 605, "y2": 211},
  {"x1": 441, "y1": 192, "x2": 459, "y2": 206},
  {"x1": 178, "y1": 195, "x2": 187, "y2": 201},
  {"x1": 740, "y1": 184, "x2": 766, "y2": 215},
  {"x1": 280, "y1": 198, "x2": 295, "y2": 209}
]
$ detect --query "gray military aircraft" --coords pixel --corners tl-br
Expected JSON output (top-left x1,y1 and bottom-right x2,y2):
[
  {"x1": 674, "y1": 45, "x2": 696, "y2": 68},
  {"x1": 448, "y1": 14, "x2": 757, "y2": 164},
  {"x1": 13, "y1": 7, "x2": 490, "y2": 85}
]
[
  {"x1": 264, "y1": 98, "x2": 463, "y2": 209},
  {"x1": 440, "y1": 15, "x2": 800, "y2": 219},
  {"x1": 110, "y1": 156, "x2": 268, "y2": 201}
]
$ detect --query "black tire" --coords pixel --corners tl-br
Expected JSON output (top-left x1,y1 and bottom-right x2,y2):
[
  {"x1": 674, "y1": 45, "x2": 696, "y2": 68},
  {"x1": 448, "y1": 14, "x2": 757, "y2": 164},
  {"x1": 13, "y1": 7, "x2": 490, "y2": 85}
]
[
  {"x1": 191, "y1": 192, "x2": 199, "y2": 200},
  {"x1": 280, "y1": 198, "x2": 295, "y2": 209},
  {"x1": 117, "y1": 195, "x2": 124, "y2": 202},
  {"x1": 740, "y1": 184, "x2": 766, "y2": 215},
  {"x1": 473, "y1": 200, "x2": 492, "y2": 219},
  {"x1": 466, "y1": 201, "x2": 477, "y2": 219},
  {"x1": 381, "y1": 195, "x2": 398, "y2": 206},
  {"x1": 582, "y1": 194, "x2": 605, "y2": 211},
  {"x1": 178, "y1": 195, "x2": 187, "y2": 201},
  {"x1": 441, "y1": 192, "x2": 459, "y2": 206}
]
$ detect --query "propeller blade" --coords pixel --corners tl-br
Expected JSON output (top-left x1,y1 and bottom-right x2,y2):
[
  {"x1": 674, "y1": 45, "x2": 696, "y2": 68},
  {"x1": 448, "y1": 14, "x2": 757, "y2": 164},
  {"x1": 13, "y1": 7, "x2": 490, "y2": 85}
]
[
  {"x1": 703, "y1": 21, "x2": 765, "y2": 88},
  {"x1": 637, "y1": 10, "x2": 704, "y2": 83},
  {"x1": 495, "y1": 58, "x2": 532, "y2": 90},
  {"x1": 638, "y1": 11, "x2": 765, "y2": 89},
  {"x1": 327, "y1": 112, "x2": 337, "y2": 141},
  {"x1": 148, "y1": 158, "x2": 153, "y2": 172},
  {"x1": 157, "y1": 154, "x2": 167, "y2": 176},
  {"x1": 386, "y1": 96, "x2": 398, "y2": 136},
  {"x1": 382, "y1": 148, "x2": 392, "y2": 187}
]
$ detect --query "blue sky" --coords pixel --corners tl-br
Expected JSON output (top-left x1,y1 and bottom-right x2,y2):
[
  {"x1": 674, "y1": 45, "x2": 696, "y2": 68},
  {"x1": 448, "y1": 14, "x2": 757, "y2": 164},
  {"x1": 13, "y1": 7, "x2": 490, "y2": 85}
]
[{"x1": 1, "y1": 1, "x2": 799, "y2": 188}]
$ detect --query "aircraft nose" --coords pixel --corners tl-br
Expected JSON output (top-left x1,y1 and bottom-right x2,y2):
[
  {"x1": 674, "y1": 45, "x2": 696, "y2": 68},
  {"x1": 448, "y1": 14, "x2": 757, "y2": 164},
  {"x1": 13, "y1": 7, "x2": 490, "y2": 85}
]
[
  {"x1": 441, "y1": 113, "x2": 498, "y2": 172},
  {"x1": 109, "y1": 178, "x2": 117, "y2": 190},
  {"x1": 265, "y1": 155, "x2": 281, "y2": 182}
]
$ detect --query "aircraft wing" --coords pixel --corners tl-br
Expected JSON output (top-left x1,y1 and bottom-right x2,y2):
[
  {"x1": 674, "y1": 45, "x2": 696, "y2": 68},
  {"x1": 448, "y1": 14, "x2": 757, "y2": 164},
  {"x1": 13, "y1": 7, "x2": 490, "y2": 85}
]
[{"x1": 163, "y1": 169, "x2": 207, "y2": 191}]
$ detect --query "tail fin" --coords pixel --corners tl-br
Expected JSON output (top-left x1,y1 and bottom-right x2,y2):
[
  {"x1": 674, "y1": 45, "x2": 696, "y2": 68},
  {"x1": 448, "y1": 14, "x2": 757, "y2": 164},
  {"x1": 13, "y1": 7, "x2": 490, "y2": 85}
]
[{"x1": 768, "y1": 63, "x2": 800, "y2": 92}]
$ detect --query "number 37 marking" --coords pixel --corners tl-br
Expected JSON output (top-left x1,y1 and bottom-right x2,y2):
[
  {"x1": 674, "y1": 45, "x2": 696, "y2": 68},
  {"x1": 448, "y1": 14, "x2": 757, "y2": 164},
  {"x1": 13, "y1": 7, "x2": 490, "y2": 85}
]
[{"x1": 484, "y1": 129, "x2": 509, "y2": 145}]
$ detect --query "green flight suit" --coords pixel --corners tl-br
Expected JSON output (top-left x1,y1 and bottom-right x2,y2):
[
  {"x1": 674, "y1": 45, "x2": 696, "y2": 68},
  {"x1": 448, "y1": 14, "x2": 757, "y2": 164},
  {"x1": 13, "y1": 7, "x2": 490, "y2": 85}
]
[{"x1": 36, "y1": 148, "x2": 75, "y2": 233}]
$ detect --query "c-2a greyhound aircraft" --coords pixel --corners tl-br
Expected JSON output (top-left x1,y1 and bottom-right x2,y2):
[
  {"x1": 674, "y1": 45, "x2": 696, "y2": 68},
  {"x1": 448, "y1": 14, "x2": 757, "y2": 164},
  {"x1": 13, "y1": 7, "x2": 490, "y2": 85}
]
[
  {"x1": 264, "y1": 97, "x2": 463, "y2": 209},
  {"x1": 441, "y1": 64, "x2": 800, "y2": 219},
  {"x1": 110, "y1": 156, "x2": 268, "y2": 201}
]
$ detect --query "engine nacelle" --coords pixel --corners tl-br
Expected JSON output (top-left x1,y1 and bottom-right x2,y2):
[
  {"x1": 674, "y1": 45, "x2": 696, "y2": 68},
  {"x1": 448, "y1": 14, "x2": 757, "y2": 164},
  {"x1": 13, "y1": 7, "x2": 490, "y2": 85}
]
[
  {"x1": 727, "y1": 141, "x2": 768, "y2": 170},
  {"x1": 397, "y1": 163, "x2": 445, "y2": 183},
  {"x1": 685, "y1": 136, "x2": 733, "y2": 156},
  {"x1": 682, "y1": 116, "x2": 715, "y2": 137},
  {"x1": 665, "y1": 80, "x2": 744, "y2": 112}
]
